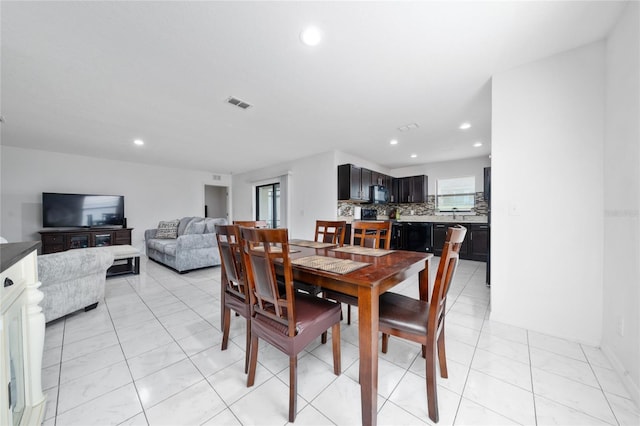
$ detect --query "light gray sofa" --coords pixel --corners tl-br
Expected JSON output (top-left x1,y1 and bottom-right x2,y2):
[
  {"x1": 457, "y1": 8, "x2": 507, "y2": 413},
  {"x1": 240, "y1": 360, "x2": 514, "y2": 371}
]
[
  {"x1": 38, "y1": 248, "x2": 114, "y2": 323},
  {"x1": 145, "y1": 217, "x2": 227, "y2": 273}
]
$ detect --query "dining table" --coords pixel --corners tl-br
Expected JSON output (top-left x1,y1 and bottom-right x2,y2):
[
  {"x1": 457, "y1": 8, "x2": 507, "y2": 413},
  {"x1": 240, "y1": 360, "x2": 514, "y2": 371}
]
[{"x1": 285, "y1": 241, "x2": 433, "y2": 426}]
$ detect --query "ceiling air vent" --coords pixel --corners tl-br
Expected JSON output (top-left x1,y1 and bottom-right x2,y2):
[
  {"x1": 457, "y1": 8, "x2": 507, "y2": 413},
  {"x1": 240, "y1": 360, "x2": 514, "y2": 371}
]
[{"x1": 226, "y1": 96, "x2": 252, "y2": 110}]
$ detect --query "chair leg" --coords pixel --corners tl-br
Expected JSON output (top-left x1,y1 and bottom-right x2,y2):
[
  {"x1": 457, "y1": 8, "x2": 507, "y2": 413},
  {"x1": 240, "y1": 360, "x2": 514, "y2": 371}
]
[
  {"x1": 221, "y1": 306, "x2": 231, "y2": 350},
  {"x1": 321, "y1": 330, "x2": 328, "y2": 344},
  {"x1": 425, "y1": 340, "x2": 439, "y2": 423},
  {"x1": 347, "y1": 304, "x2": 351, "y2": 325},
  {"x1": 289, "y1": 356, "x2": 297, "y2": 423},
  {"x1": 247, "y1": 335, "x2": 259, "y2": 387},
  {"x1": 437, "y1": 329, "x2": 448, "y2": 378},
  {"x1": 381, "y1": 333, "x2": 389, "y2": 353},
  {"x1": 244, "y1": 318, "x2": 251, "y2": 374},
  {"x1": 332, "y1": 323, "x2": 341, "y2": 375}
]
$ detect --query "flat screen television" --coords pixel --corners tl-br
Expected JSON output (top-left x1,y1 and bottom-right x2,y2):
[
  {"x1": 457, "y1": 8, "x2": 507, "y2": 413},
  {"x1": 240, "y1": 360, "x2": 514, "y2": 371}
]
[{"x1": 42, "y1": 192, "x2": 125, "y2": 228}]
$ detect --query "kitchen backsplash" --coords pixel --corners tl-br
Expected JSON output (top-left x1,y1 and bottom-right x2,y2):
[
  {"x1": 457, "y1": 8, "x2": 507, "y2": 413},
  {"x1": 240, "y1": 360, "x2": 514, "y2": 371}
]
[{"x1": 338, "y1": 192, "x2": 488, "y2": 218}]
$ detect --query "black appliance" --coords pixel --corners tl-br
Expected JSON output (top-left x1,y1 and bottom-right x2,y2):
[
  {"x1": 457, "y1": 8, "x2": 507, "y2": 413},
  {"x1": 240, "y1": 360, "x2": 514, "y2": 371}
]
[
  {"x1": 369, "y1": 185, "x2": 389, "y2": 204},
  {"x1": 361, "y1": 208, "x2": 378, "y2": 220},
  {"x1": 391, "y1": 222, "x2": 433, "y2": 253},
  {"x1": 42, "y1": 192, "x2": 125, "y2": 228}
]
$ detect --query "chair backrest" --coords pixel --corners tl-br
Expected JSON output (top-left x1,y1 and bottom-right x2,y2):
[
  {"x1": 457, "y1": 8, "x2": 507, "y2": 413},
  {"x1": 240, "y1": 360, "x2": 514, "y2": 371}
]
[
  {"x1": 215, "y1": 224, "x2": 250, "y2": 301},
  {"x1": 233, "y1": 220, "x2": 269, "y2": 228},
  {"x1": 314, "y1": 220, "x2": 347, "y2": 246},
  {"x1": 351, "y1": 221, "x2": 392, "y2": 249},
  {"x1": 239, "y1": 226, "x2": 297, "y2": 337},
  {"x1": 429, "y1": 225, "x2": 467, "y2": 335}
]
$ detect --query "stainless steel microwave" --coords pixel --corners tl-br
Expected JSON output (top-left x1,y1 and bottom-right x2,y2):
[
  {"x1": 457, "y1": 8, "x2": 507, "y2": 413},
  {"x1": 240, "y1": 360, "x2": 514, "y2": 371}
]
[{"x1": 369, "y1": 185, "x2": 389, "y2": 204}]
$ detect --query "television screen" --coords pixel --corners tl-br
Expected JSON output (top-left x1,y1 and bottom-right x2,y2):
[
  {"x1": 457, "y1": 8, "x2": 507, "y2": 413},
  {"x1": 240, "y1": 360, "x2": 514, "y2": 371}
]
[{"x1": 42, "y1": 192, "x2": 125, "y2": 228}]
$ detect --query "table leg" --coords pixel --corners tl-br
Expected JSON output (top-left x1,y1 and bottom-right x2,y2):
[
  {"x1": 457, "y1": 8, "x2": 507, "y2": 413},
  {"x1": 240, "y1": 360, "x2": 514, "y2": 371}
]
[
  {"x1": 419, "y1": 257, "x2": 432, "y2": 302},
  {"x1": 358, "y1": 286, "x2": 378, "y2": 426}
]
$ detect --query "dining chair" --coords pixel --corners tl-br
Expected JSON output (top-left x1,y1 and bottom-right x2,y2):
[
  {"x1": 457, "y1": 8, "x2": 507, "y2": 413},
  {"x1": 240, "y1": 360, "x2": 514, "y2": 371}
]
[
  {"x1": 233, "y1": 220, "x2": 269, "y2": 228},
  {"x1": 378, "y1": 225, "x2": 467, "y2": 423},
  {"x1": 314, "y1": 220, "x2": 347, "y2": 246},
  {"x1": 323, "y1": 220, "x2": 392, "y2": 325},
  {"x1": 239, "y1": 226, "x2": 342, "y2": 423},
  {"x1": 294, "y1": 220, "x2": 347, "y2": 296},
  {"x1": 215, "y1": 224, "x2": 252, "y2": 373}
]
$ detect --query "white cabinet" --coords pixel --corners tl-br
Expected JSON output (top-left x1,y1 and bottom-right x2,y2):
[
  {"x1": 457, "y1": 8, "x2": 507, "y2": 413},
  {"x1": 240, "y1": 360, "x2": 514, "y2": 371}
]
[{"x1": 1, "y1": 242, "x2": 47, "y2": 426}]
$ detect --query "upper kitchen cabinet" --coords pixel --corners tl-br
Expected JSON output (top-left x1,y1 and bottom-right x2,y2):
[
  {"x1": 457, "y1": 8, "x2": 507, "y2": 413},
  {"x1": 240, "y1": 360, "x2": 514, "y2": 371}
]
[
  {"x1": 371, "y1": 171, "x2": 393, "y2": 189},
  {"x1": 338, "y1": 164, "x2": 369, "y2": 201},
  {"x1": 397, "y1": 175, "x2": 428, "y2": 203},
  {"x1": 338, "y1": 164, "x2": 394, "y2": 202}
]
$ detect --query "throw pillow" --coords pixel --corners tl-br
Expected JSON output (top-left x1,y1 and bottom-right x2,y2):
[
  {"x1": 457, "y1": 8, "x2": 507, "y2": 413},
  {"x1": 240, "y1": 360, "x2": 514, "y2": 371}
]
[{"x1": 155, "y1": 219, "x2": 179, "y2": 239}]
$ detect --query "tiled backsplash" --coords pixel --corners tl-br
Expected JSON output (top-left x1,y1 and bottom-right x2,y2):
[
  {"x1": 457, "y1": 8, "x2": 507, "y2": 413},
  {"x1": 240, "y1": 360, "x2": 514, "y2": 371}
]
[{"x1": 338, "y1": 192, "x2": 489, "y2": 218}]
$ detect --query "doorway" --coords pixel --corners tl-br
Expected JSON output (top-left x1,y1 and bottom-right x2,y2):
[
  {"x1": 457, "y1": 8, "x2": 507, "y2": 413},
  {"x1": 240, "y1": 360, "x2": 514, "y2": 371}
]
[
  {"x1": 204, "y1": 185, "x2": 229, "y2": 219},
  {"x1": 256, "y1": 182, "x2": 280, "y2": 228}
]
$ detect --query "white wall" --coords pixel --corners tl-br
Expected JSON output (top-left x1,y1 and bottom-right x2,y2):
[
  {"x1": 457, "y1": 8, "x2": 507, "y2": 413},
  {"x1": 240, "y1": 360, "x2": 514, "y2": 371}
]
[
  {"x1": 602, "y1": 1, "x2": 640, "y2": 403},
  {"x1": 391, "y1": 156, "x2": 491, "y2": 195},
  {"x1": 491, "y1": 42, "x2": 605, "y2": 345},
  {"x1": 335, "y1": 151, "x2": 390, "y2": 176},
  {"x1": 0, "y1": 146, "x2": 231, "y2": 250},
  {"x1": 232, "y1": 151, "x2": 338, "y2": 240}
]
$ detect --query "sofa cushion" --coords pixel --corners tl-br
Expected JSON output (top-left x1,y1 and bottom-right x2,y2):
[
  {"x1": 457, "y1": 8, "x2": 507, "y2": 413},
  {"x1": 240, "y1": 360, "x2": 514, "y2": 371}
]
[
  {"x1": 204, "y1": 218, "x2": 227, "y2": 233},
  {"x1": 184, "y1": 218, "x2": 206, "y2": 235},
  {"x1": 156, "y1": 219, "x2": 179, "y2": 239},
  {"x1": 178, "y1": 217, "x2": 196, "y2": 236}
]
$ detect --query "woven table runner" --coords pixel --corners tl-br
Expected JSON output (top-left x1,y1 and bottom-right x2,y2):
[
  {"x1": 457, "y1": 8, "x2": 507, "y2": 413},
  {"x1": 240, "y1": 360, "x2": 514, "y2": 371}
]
[
  {"x1": 291, "y1": 255, "x2": 370, "y2": 275},
  {"x1": 288, "y1": 239, "x2": 337, "y2": 249},
  {"x1": 330, "y1": 246, "x2": 394, "y2": 257}
]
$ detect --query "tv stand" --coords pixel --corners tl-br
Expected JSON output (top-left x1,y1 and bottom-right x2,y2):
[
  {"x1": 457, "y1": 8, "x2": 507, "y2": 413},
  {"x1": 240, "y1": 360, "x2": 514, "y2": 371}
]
[{"x1": 39, "y1": 228, "x2": 133, "y2": 254}]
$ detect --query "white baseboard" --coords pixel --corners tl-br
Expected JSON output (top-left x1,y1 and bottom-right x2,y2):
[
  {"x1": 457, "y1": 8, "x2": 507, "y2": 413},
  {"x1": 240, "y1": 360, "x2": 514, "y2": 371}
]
[{"x1": 601, "y1": 344, "x2": 640, "y2": 409}]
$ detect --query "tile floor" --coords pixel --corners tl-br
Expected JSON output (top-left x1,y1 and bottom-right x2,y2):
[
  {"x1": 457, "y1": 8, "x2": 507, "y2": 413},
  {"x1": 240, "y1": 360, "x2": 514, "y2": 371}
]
[{"x1": 41, "y1": 256, "x2": 639, "y2": 425}]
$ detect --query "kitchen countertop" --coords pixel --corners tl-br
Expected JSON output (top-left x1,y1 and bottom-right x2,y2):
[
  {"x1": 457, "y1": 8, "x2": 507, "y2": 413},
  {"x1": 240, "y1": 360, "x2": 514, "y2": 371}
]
[{"x1": 338, "y1": 215, "x2": 488, "y2": 224}]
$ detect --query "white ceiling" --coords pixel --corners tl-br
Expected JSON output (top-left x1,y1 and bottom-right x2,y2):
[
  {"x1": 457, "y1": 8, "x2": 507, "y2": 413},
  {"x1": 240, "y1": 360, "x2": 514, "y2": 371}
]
[{"x1": 0, "y1": 1, "x2": 626, "y2": 174}]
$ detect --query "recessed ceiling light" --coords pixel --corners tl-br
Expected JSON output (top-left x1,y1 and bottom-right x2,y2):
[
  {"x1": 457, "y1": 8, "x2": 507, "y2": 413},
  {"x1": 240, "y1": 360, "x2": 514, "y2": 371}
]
[
  {"x1": 134, "y1": 139, "x2": 144, "y2": 146},
  {"x1": 410, "y1": 154, "x2": 417, "y2": 158},
  {"x1": 390, "y1": 139, "x2": 398, "y2": 145},
  {"x1": 473, "y1": 142, "x2": 483, "y2": 148},
  {"x1": 459, "y1": 122, "x2": 471, "y2": 130},
  {"x1": 300, "y1": 26, "x2": 322, "y2": 46}
]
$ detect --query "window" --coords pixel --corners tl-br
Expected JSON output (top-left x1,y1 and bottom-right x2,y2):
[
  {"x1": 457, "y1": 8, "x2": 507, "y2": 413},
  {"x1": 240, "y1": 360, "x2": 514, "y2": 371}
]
[
  {"x1": 256, "y1": 183, "x2": 280, "y2": 228},
  {"x1": 436, "y1": 176, "x2": 475, "y2": 211}
]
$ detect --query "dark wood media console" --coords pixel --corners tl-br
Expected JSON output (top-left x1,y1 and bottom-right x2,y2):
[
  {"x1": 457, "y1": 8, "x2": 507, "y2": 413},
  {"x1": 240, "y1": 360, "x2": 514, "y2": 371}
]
[{"x1": 39, "y1": 228, "x2": 133, "y2": 254}]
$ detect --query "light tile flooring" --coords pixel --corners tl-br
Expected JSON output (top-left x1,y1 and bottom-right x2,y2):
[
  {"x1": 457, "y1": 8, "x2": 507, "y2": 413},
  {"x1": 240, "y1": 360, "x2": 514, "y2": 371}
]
[{"x1": 41, "y1": 256, "x2": 639, "y2": 425}]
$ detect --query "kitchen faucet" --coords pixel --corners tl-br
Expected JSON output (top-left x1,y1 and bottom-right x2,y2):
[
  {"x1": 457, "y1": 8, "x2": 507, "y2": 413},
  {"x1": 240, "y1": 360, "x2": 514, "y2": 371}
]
[{"x1": 452, "y1": 207, "x2": 458, "y2": 220}]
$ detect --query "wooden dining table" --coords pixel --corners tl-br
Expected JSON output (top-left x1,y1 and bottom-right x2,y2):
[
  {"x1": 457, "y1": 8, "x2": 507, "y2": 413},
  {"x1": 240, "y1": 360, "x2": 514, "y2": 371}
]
[{"x1": 285, "y1": 242, "x2": 433, "y2": 426}]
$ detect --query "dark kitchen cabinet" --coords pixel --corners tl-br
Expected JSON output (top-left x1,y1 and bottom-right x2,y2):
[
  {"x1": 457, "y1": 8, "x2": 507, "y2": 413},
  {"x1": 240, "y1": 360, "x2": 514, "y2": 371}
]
[
  {"x1": 468, "y1": 224, "x2": 489, "y2": 261},
  {"x1": 392, "y1": 222, "x2": 433, "y2": 253},
  {"x1": 372, "y1": 172, "x2": 393, "y2": 189},
  {"x1": 396, "y1": 175, "x2": 428, "y2": 203},
  {"x1": 338, "y1": 164, "x2": 369, "y2": 201},
  {"x1": 432, "y1": 222, "x2": 487, "y2": 261}
]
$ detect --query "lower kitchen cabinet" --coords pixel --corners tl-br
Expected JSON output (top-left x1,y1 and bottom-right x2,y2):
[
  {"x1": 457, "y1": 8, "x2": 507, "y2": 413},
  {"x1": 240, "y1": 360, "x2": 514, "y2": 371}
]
[{"x1": 433, "y1": 222, "x2": 488, "y2": 261}]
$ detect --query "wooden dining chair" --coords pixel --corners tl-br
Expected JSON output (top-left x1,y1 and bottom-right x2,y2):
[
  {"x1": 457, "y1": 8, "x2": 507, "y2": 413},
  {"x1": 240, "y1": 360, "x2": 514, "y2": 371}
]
[
  {"x1": 323, "y1": 220, "x2": 392, "y2": 325},
  {"x1": 350, "y1": 220, "x2": 392, "y2": 250},
  {"x1": 215, "y1": 224, "x2": 252, "y2": 373},
  {"x1": 314, "y1": 220, "x2": 347, "y2": 246},
  {"x1": 233, "y1": 220, "x2": 269, "y2": 228},
  {"x1": 378, "y1": 225, "x2": 467, "y2": 423},
  {"x1": 239, "y1": 226, "x2": 342, "y2": 423}
]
